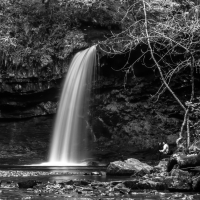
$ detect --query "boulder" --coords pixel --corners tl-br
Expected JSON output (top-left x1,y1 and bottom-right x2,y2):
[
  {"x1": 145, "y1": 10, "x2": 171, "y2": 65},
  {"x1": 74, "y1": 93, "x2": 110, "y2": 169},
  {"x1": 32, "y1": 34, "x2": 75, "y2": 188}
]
[
  {"x1": 154, "y1": 160, "x2": 168, "y2": 172},
  {"x1": 167, "y1": 152, "x2": 200, "y2": 172},
  {"x1": 123, "y1": 180, "x2": 139, "y2": 190},
  {"x1": 170, "y1": 169, "x2": 191, "y2": 177},
  {"x1": 111, "y1": 181, "x2": 123, "y2": 186},
  {"x1": 166, "y1": 155, "x2": 178, "y2": 172},
  {"x1": 73, "y1": 180, "x2": 91, "y2": 186},
  {"x1": 126, "y1": 158, "x2": 153, "y2": 173},
  {"x1": 137, "y1": 180, "x2": 166, "y2": 190},
  {"x1": 65, "y1": 185, "x2": 74, "y2": 190},
  {"x1": 91, "y1": 171, "x2": 101, "y2": 176},
  {"x1": 18, "y1": 180, "x2": 37, "y2": 188},
  {"x1": 106, "y1": 158, "x2": 153, "y2": 175},
  {"x1": 165, "y1": 169, "x2": 192, "y2": 192},
  {"x1": 178, "y1": 153, "x2": 200, "y2": 169},
  {"x1": 167, "y1": 178, "x2": 192, "y2": 192},
  {"x1": 80, "y1": 180, "x2": 90, "y2": 186},
  {"x1": 63, "y1": 180, "x2": 74, "y2": 185},
  {"x1": 123, "y1": 179, "x2": 165, "y2": 190},
  {"x1": 113, "y1": 183, "x2": 131, "y2": 194},
  {"x1": 1, "y1": 181, "x2": 17, "y2": 188},
  {"x1": 162, "y1": 176, "x2": 174, "y2": 186}
]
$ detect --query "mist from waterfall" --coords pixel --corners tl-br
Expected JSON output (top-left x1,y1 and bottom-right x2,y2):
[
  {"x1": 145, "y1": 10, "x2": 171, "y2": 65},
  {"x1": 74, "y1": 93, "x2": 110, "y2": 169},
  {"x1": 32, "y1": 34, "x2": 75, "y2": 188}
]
[{"x1": 47, "y1": 46, "x2": 96, "y2": 166}]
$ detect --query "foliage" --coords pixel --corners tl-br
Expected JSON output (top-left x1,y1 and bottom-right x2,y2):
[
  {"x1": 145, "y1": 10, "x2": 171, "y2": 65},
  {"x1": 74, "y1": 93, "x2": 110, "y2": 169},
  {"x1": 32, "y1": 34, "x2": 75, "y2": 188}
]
[
  {"x1": 59, "y1": 0, "x2": 125, "y2": 28},
  {"x1": 0, "y1": 0, "x2": 122, "y2": 77},
  {"x1": 0, "y1": 0, "x2": 71, "y2": 76}
]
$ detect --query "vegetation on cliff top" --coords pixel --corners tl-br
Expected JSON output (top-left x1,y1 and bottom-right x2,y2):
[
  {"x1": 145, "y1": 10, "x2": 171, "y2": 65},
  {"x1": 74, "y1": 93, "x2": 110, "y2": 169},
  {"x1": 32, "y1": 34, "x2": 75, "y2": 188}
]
[{"x1": 0, "y1": 0, "x2": 120, "y2": 77}]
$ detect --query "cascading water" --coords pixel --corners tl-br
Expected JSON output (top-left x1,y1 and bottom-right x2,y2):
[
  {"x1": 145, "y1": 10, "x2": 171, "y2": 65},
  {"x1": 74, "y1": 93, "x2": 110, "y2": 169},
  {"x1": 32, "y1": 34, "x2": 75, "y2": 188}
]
[{"x1": 47, "y1": 45, "x2": 96, "y2": 166}]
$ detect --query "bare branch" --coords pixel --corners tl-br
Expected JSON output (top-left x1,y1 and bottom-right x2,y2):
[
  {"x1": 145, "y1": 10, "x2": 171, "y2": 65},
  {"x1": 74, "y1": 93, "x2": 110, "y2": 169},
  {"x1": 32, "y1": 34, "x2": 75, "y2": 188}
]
[{"x1": 142, "y1": 0, "x2": 186, "y2": 112}]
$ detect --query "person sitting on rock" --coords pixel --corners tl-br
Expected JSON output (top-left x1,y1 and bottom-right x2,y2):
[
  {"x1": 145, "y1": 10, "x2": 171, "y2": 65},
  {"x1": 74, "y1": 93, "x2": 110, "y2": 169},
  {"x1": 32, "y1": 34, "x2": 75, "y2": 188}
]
[{"x1": 159, "y1": 142, "x2": 169, "y2": 155}]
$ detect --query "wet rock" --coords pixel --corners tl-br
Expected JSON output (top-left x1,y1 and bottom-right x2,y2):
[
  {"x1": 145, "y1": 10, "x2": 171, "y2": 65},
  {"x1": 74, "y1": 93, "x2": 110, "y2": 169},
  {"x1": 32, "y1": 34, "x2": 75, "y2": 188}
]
[
  {"x1": 23, "y1": 196, "x2": 32, "y2": 200},
  {"x1": 27, "y1": 188, "x2": 34, "y2": 191},
  {"x1": 154, "y1": 160, "x2": 168, "y2": 172},
  {"x1": 73, "y1": 181, "x2": 82, "y2": 186},
  {"x1": 83, "y1": 173, "x2": 90, "y2": 175},
  {"x1": 113, "y1": 183, "x2": 125, "y2": 188},
  {"x1": 65, "y1": 185, "x2": 74, "y2": 190},
  {"x1": 64, "y1": 180, "x2": 74, "y2": 185},
  {"x1": 75, "y1": 188, "x2": 83, "y2": 194},
  {"x1": 151, "y1": 176, "x2": 164, "y2": 182},
  {"x1": 100, "y1": 171, "x2": 106, "y2": 176},
  {"x1": 82, "y1": 187, "x2": 93, "y2": 191},
  {"x1": 192, "y1": 175, "x2": 200, "y2": 191},
  {"x1": 111, "y1": 181, "x2": 123, "y2": 186},
  {"x1": 167, "y1": 155, "x2": 178, "y2": 172},
  {"x1": 113, "y1": 183, "x2": 131, "y2": 194},
  {"x1": 170, "y1": 169, "x2": 191, "y2": 177},
  {"x1": 91, "y1": 181, "x2": 107, "y2": 188},
  {"x1": 143, "y1": 172, "x2": 164, "y2": 181},
  {"x1": 162, "y1": 176, "x2": 174, "y2": 186},
  {"x1": 18, "y1": 180, "x2": 37, "y2": 188},
  {"x1": 123, "y1": 180, "x2": 140, "y2": 189},
  {"x1": 126, "y1": 158, "x2": 153, "y2": 172},
  {"x1": 178, "y1": 153, "x2": 200, "y2": 169},
  {"x1": 91, "y1": 171, "x2": 101, "y2": 176},
  {"x1": 158, "y1": 172, "x2": 169, "y2": 177},
  {"x1": 80, "y1": 180, "x2": 90, "y2": 186},
  {"x1": 131, "y1": 169, "x2": 150, "y2": 177},
  {"x1": 167, "y1": 180, "x2": 192, "y2": 192},
  {"x1": 167, "y1": 152, "x2": 200, "y2": 172},
  {"x1": 87, "y1": 161, "x2": 100, "y2": 166},
  {"x1": 106, "y1": 158, "x2": 153, "y2": 175},
  {"x1": 73, "y1": 180, "x2": 91, "y2": 186},
  {"x1": 136, "y1": 180, "x2": 166, "y2": 190},
  {"x1": 1, "y1": 180, "x2": 17, "y2": 188},
  {"x1": 124, "y1": 173, "x2": 170, "y2": 191},
  {"x1": 166, "y1": 172, "x2": 192, "y2": 192},
  {"x1": 106, "y1": 160, "x2": 131, "y2": 175}
]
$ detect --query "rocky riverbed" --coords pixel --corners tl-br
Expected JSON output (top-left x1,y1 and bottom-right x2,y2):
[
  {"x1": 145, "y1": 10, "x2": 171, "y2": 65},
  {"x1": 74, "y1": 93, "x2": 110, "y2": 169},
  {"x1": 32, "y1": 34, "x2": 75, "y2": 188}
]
[
  {"x1": 0, "y1": 173, "x2": 199, "y2": 200},
  {"x1": 0, "y1": 158, "x2": 200, "y2": 199}
]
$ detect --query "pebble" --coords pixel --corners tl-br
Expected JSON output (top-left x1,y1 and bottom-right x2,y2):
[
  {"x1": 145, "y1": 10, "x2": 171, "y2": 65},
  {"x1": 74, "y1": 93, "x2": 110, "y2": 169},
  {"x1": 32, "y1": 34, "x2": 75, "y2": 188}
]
[{"x1": 0, "y1": 169, "x2": 197, "y2": 199}]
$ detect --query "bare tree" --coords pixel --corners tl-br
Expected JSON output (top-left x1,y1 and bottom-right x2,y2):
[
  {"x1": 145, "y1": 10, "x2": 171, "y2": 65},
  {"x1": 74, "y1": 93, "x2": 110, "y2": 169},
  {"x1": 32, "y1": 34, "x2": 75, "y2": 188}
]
[{"x1": 99, "y1": 0, "x2": 199, "y2": 148}]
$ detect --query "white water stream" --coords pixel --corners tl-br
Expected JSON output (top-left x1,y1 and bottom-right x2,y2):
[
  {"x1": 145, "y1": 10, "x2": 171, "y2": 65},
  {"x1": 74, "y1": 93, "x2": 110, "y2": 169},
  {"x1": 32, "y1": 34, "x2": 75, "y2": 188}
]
[{"x1": 42, "y1": 46, "x2": 96, "y2": 166}]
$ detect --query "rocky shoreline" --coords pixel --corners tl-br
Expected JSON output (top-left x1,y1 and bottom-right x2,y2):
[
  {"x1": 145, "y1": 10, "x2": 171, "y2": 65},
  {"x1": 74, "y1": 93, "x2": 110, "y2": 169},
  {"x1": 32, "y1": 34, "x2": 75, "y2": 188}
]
[{"x1": 0, "y1": 157, "x2": 199, "y2": 199}]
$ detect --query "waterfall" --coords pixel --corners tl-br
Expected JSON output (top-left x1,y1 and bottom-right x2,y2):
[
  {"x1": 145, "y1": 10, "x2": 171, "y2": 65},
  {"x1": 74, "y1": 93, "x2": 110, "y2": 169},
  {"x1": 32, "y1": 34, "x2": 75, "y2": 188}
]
[{"x1": 48, "y1": 45, "x2": 96, "y2": 166}]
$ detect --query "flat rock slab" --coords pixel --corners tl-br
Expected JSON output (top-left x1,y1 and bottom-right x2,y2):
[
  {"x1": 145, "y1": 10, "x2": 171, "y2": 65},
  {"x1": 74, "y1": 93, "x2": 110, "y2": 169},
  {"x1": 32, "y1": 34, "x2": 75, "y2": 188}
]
[{"x1": 106, "y1": 158, "x2": 153, "y2": 175}]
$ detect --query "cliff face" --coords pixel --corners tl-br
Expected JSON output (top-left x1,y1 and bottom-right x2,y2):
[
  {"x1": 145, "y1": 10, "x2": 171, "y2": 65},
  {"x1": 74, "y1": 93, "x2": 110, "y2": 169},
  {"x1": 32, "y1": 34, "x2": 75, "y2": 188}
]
[
  {"x1": 89, "y1": 77, "x2": 182, "y2": 161},
  {"x1": 87, "y1": 52, "x2": 191, "y2": 162},
  {"x1": 0, "y1": 78, "x2": 60, "y2": 119},
  {"x1": 0, "y1": 116, "x2": 52, "y2": 164},
  {"x1": 0, "y1": 26, "x2": 122, "y2": 164},
  {"x1": 0, "y1": 26, "x2": 196, "y2": 164}
]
